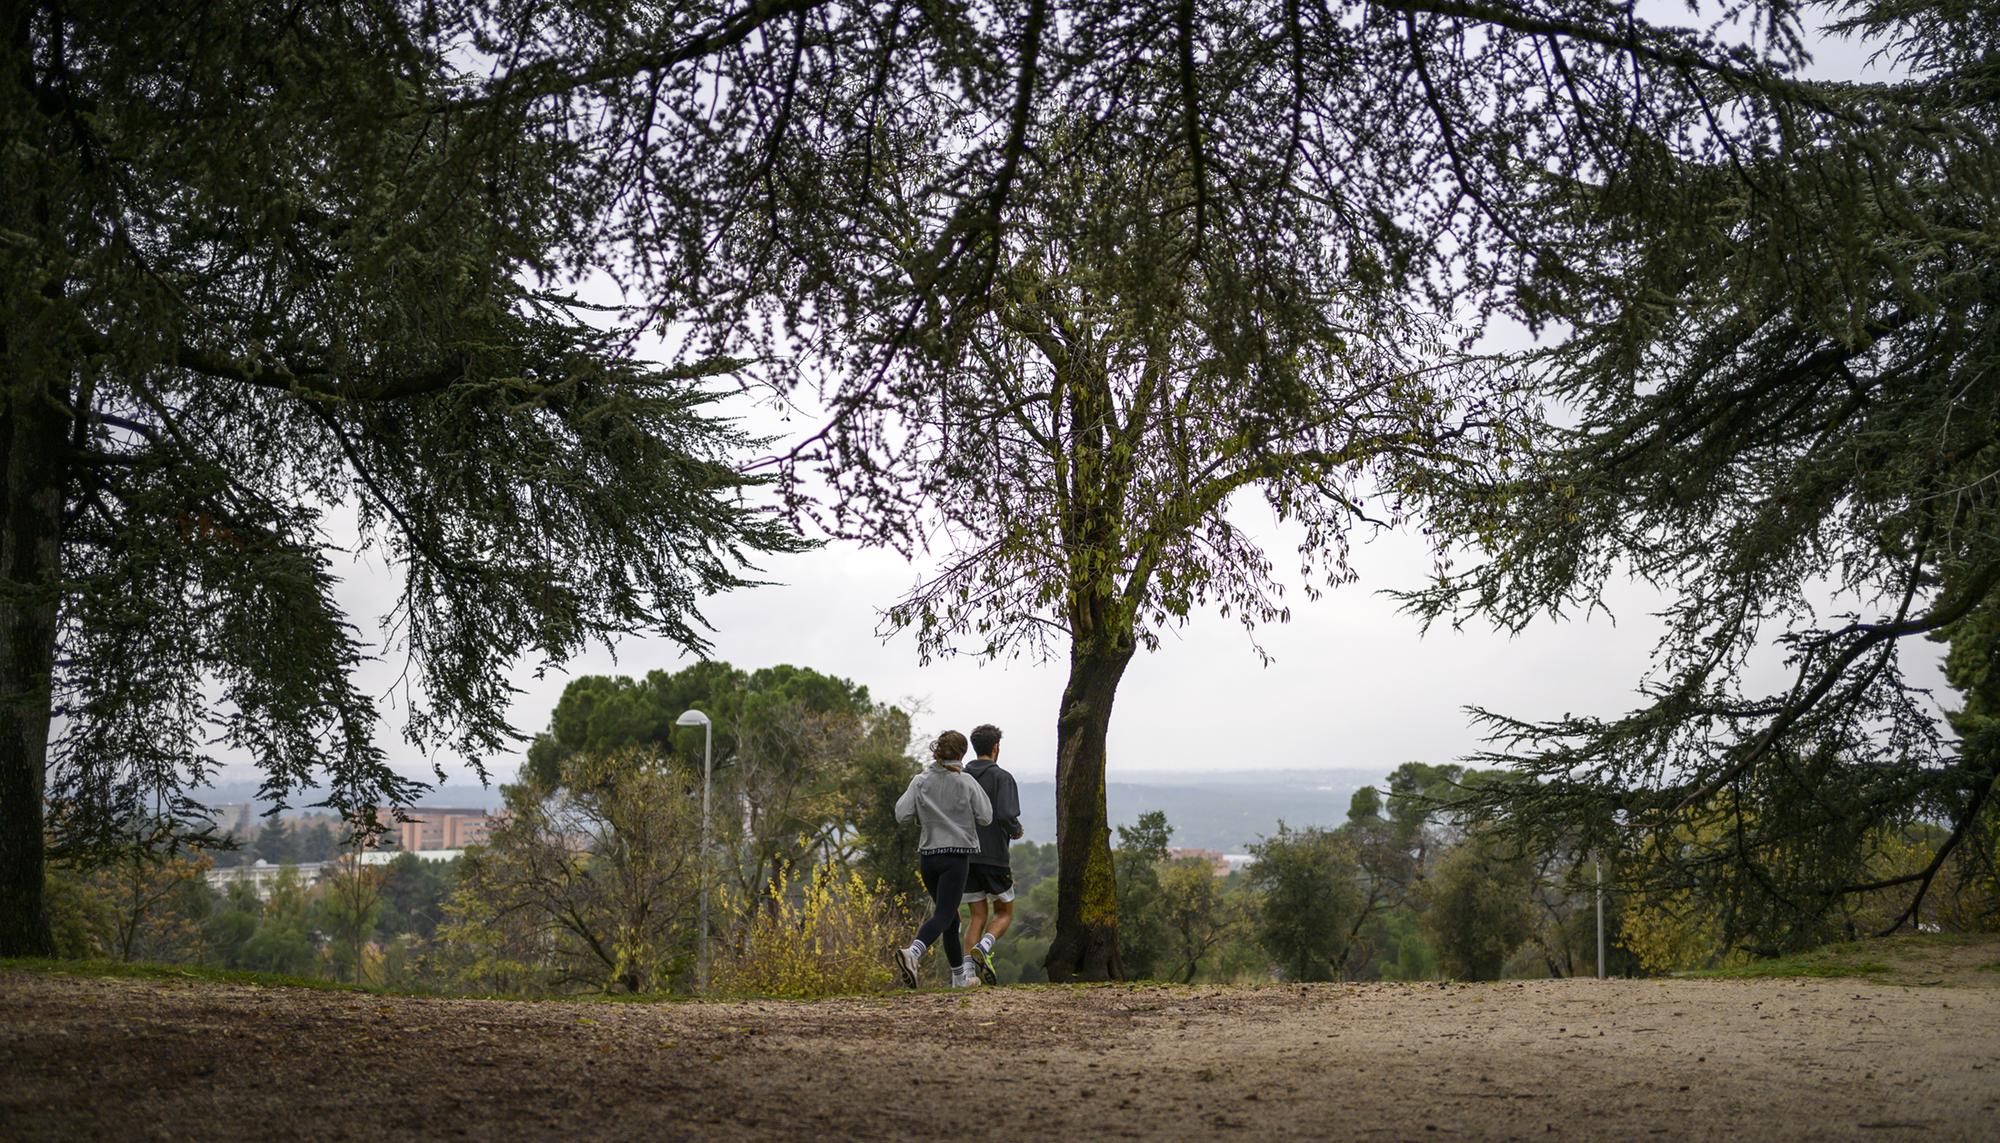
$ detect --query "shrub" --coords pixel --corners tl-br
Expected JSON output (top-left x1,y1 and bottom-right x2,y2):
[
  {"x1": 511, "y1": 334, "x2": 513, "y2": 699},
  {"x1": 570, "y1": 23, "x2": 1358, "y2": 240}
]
[{"x1": 714, "y1": 861, "x2": 908, "y2": 998}]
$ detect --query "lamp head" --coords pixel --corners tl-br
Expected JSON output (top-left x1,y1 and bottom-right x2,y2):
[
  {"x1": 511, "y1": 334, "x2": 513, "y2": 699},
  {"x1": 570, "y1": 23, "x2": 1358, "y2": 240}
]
[{"x1": 675, "y1": 710, "x2": 712, "y2": 728}]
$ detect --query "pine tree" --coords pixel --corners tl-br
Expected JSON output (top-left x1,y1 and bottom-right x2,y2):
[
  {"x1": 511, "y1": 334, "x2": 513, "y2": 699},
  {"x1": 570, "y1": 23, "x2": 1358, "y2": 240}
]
[
  {"x1": 1403, "y1": 0, "x2": 2000, "y2": 948},
  {"x1": 0, "y1": 3, "x2": 802, "y2": 956}
]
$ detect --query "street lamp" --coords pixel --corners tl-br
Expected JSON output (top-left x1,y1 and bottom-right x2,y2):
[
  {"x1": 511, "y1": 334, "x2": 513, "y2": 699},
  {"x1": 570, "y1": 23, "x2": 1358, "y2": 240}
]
[
  {"x1": 675, "y1": 708, "x2": 713, "y2": 991},
  {"x1": 1595, "y1": 855, "x2": 1605, "y2": 979}
]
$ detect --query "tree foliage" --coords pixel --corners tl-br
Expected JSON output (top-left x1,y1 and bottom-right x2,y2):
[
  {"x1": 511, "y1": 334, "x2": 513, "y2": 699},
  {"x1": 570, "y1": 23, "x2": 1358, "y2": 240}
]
[
  {"x1": 450, "y1": 749, "x2": 703, "y2": 994},
  {"x1": 1114, "y1": 811, "x2": 1175, "y2": 980},
  {"x1": 1154, "y1": 856, "x2": 1243, "y2": 984},
  {"x1": 526, "y1": 662, "x2": 918, "y2": 914},
  {"x1": 747, "y1": 0, "x2": 1843, "y2": 980},
  {"x1": 1405, "y1": 0, "x2": 2000, "y2": 947},
  {"x1": 1, "y1": 0, "x2": 805, "y2": 956},
  {"x1": 317, "y1": 853, "x2": 386, "y2": 985},
  {"x1": 854, "y1": 121, "x2": 1512, "y2": 979},
  {"x1": 1245, "y1": 823, "x2": 1362, "y2": 982},
  {"x1": 1420, "y1": 831, "x2": 1535, "y2": 981},
  {"x1": 12, "y1": 0, "x2": 1972, "y2": 971}
]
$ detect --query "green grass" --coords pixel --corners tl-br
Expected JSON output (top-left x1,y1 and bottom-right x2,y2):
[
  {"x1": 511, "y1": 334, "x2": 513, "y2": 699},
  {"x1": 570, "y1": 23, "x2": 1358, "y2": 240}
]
[
  {"x1": 0, "y1": 957, "x2": 368, "y2": 993},
  {"x1": 1689, "y1": 955, "x2": 1892, "y2": 981},
  {"x1": 1681, "y1": 932, "x2": 1997, "y2": 983},
  {"x1": 1, "y1": 955, "x2": 820, "y2": 999}
]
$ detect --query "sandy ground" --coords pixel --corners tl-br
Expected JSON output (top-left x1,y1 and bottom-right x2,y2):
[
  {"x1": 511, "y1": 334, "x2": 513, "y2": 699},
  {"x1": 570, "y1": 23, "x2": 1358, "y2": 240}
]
[{"x1": 4, "y1": 948, "x2": 1999, "y2": 1141}]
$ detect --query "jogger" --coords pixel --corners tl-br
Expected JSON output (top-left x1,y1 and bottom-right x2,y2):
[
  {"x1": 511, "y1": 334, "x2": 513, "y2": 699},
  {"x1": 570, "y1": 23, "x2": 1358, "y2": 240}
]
[
  {"x1": 893, "y1": 730, "x2": 992, "y2": 988},
  {"x1": 961, "y1": 723, "x2": 1023, "y2": 985}
]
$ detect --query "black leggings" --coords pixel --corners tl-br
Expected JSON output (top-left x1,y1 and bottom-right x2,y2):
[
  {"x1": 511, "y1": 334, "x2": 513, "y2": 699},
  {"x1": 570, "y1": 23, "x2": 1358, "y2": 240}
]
[{"x1": 916, "y1": 851, "x2": 970, "y2": 968}]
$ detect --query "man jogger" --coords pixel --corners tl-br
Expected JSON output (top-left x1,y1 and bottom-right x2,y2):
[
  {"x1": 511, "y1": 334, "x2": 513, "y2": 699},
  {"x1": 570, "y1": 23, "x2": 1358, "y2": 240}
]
[{"x1": 960, "y1": 723, "x2": 1022, "y2": 986}]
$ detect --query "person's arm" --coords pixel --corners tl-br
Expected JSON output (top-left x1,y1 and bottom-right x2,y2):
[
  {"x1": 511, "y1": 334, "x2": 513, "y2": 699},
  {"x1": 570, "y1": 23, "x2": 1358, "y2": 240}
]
[
  {"x1": 895, "y1": 775, "x2": 921, "y2": 823},
  {"x1": 998, "y1": 772, "x2": 1024, "y2": 840},
  {"x1": 968, "y1": 774, "x2": 993, "y2": 827}
]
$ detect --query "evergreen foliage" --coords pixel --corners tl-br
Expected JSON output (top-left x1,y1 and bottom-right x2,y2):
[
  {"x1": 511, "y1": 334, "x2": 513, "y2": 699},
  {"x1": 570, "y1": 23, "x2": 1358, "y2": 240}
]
[
  {"x1": 1421, "y1": 832, "x2": 1536, "y2": 981},
  {"x1": 691, "y1": 0, "x2": 1863, "y2": 980},
  {"x1": 1245, "y1": 823, "x2": 1362, "y2": 982},
  {"x1": 1, "y1": 1, "x2": 803, "y2": 956},
  {"x1": 525, "y1": 662, "x2": 918, "y2": 911},
  {"x1": 1403, "y1": 0, "x2": 2000, "y2": 950},
  {"x1": 12, "y1": 0, "x2": 1987, "y2": 972}
]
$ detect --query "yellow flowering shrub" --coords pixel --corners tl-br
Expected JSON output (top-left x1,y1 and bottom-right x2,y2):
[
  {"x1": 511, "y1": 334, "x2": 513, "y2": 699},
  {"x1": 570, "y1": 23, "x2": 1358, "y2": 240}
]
[{"x1": 714, "y1": 861, "x2": 908, "y2": 998}]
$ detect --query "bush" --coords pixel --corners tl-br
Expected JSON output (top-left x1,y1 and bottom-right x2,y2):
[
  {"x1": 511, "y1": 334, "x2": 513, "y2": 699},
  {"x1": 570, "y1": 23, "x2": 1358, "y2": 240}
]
[
  {"x1": 714, "y1": 861, "x2": 909, "y2": 998},
  {"x1": 444, "y1": 750, "x2": 703, "y2": 994}
]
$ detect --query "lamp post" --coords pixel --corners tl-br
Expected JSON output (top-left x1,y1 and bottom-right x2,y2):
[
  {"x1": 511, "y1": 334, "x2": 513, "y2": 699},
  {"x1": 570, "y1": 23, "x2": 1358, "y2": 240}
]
[
  {"x1": 675, "y1": 708, "x2": 713, "y2": 991},
  {"x1": 1595, "y1": 856, "x2": 1606, "y2": 980}
]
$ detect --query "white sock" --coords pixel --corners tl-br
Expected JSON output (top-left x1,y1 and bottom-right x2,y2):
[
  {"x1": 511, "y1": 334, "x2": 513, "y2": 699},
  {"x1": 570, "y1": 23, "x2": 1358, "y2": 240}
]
[
  {"x1": 978, "y1": 934, "x2": 995, "y2": 953},
  {"x1": 907, "y1": 939, "x2": 926, "y2": 957}
]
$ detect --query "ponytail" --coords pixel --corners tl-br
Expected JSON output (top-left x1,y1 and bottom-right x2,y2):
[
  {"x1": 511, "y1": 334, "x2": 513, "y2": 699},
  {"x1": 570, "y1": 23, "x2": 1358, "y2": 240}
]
[{"x1": 932, "y1": 730, "x2": 969, "y2": 764}]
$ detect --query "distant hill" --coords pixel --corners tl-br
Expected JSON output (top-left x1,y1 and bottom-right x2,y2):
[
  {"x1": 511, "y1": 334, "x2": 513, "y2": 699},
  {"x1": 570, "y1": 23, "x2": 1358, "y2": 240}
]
[
  {"x1": 1014, "y1": 768, "x2": 1387, "y2": 852},
  {"x1": 191, "y1": 781, "x2": 508, "y2": 817},
  {"x1": 190, "y1": 767, "x2": 1387, "y2": 851}
]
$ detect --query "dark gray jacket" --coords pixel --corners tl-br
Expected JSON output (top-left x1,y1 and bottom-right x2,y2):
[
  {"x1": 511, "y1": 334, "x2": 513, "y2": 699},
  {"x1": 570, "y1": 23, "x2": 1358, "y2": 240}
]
[{"x1": 964, "y1": 757, "x2": 1023, "y2": 868}]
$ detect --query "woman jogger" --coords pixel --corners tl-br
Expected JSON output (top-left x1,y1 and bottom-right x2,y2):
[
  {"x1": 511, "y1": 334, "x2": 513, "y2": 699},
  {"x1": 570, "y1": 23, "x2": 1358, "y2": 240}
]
[{"x1": 892, "y1": 730, "x2": 993, "y2": 988}]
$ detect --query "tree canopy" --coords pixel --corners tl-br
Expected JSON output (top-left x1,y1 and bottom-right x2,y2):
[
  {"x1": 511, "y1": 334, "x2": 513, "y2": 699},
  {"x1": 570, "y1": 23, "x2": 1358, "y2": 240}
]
[
  {"x1": 847, "y1": 127, "x2": 1514, "y2": 978},
  {"x1": 524, "y1": 661, "x2": 917, "y2": 909},
  {"x1": 1, "y1": 1, "x2": 802, "y2": 955},
  {"x1": 13, "y1": 0, "x2": 1988, "y2": 969},
  {"x1": 1403, "y1": 0, "x2": 2000, "y2": 949}
]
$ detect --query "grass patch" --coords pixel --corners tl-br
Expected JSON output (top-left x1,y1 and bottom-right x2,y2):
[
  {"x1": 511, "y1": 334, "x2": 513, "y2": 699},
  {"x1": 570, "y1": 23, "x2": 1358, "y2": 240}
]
[
  {"x1": 1691, "y1": 956, "x2": 1891, "y2": 981},
  {"x1": 1682, "y1": 932, "x2": 2000, "y2": 983},
  {"x1": 1, "y1": 955, "x2": 844, "y2": 999},
  {"x1": 0, "y1": 957, "x2": 367, "y2": 993}
]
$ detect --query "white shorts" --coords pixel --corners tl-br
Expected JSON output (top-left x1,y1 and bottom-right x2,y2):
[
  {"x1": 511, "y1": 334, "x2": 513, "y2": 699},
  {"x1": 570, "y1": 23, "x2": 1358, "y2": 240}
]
[{"x1": 961, "y1": 888, "x2": 1015, "y2": 905}]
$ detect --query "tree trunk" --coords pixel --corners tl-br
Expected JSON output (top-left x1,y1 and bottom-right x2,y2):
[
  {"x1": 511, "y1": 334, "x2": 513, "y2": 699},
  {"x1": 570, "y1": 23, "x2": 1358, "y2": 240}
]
[
  {"x1": 1044, "y1": 644, "x2": 1133, "y2": 982},
  {"x1": 0, "y1": 370, "x2": 66, "y2": 957}
]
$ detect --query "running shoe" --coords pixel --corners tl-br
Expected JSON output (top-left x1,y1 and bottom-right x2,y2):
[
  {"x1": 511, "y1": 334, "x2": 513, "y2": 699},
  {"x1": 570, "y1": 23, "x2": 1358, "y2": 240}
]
[
  {"x1": 952, "y1": 965, "x2": 983, "y2": 989},
  {"x1": 968, "y1": 945, "x2": 998, "y2": 986},
  {"x1": 894, "y1": 944, "x2": 921, "y2": 989}
]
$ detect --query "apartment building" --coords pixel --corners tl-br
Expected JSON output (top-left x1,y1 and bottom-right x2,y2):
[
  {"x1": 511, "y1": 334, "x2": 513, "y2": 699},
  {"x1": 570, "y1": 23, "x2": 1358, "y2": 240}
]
[{"x1": 395, "y1": 807, "x2": 497, "y2": 852}]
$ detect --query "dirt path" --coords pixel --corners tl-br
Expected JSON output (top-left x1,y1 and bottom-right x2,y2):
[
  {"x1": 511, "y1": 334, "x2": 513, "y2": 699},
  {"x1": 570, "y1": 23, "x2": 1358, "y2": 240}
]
[{"x1": 5, "y1": 960, "x2": 1999, "y2": 1141}]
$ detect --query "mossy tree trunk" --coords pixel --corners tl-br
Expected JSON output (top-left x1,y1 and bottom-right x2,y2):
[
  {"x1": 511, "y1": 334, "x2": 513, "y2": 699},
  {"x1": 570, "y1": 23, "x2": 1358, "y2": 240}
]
[{"x1": 1044, "y1": 641, "x2": 1134, "y2": 982}]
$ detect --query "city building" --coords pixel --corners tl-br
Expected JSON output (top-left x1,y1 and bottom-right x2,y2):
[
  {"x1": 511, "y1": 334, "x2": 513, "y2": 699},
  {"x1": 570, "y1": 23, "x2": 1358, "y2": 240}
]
[
  {"x1": 204, "y1": 860, "x2": 324, "y2": 897},
  {"x1": 1166, "y1": 847, "x2": 1234, "y2": 877},
  {"x1": 203, "y1": 849, "x2": 464, "y2": 898},
  {"x1": 395, "y1": 807, "x2": 496, "y2": 852}
]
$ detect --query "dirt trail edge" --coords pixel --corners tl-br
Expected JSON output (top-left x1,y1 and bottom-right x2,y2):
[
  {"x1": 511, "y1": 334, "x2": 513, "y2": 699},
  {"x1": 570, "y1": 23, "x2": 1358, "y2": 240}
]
[{"x1": 4, "y1": 969, "x2": 1997, "y2": 1141}]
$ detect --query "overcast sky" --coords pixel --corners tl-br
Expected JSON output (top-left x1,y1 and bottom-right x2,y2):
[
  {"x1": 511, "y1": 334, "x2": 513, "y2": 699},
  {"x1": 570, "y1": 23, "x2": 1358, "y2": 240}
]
[
  {"x1": 329, "y1": 465, "x2": 1948, "y2": 792},
  {"x1": 217, "y1": 8, "x2": 1943, "y2": 795}
]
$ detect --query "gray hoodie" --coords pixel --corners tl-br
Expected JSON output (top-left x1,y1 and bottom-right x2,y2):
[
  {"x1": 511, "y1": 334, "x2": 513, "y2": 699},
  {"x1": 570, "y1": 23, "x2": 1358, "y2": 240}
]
[{"x1": 895, "y1": 762, "x2": 994, "y2": 854}]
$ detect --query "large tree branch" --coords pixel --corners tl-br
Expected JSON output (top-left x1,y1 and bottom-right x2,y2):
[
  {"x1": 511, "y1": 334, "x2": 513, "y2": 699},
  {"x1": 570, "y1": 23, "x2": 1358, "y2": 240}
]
[
  {"x1": 1673, "y1": 555, "x2": 2000, "y2": 813},
  {"x1": 171, "y1": 343, "x2": 468, "y2": 404},
  {"x1": 452, "y1": 0, "x2": 831, "y2": 111},
  {"x1": 1370, "y1": 0, "x2": 1847, "y2": 115},
  {"x1": 301, "y1": 403, "x2": 466, "y2": 578}
]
